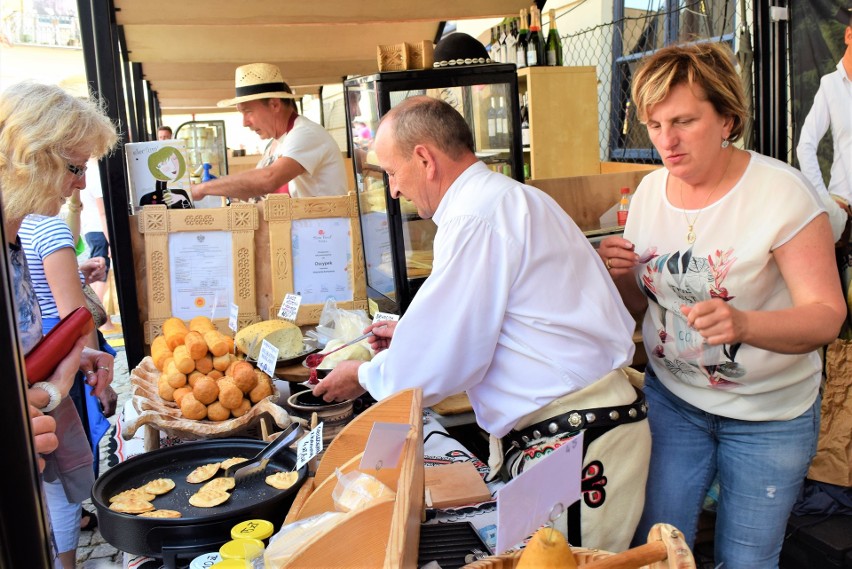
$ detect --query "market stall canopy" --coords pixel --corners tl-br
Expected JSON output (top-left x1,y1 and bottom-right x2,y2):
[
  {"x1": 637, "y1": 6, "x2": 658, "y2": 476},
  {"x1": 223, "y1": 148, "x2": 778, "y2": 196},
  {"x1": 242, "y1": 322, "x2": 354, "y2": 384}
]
[{"x1": 114, "y1": 0, "x2": 531, "y2": 115}]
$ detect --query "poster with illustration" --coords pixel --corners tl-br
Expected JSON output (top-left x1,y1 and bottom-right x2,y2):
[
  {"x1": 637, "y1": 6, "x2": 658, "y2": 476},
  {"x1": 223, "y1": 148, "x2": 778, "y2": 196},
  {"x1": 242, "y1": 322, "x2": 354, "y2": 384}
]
[{"x1": 125, "y1": 140, "x2": 194, "y2": 212}]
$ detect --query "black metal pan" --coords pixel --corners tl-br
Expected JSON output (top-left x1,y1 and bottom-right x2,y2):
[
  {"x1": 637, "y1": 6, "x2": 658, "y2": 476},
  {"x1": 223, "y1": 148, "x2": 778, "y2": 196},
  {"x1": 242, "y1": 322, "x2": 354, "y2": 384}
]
[{"x1": 91, "y1": 437, "x2": 307, "y2": 568}]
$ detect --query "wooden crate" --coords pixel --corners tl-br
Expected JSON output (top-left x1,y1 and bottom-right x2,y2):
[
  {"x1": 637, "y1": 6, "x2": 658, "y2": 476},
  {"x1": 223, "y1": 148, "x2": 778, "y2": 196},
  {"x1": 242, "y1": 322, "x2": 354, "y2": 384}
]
[{"x1": 278, "y1": 388, "x2": 424, "y2": 568}]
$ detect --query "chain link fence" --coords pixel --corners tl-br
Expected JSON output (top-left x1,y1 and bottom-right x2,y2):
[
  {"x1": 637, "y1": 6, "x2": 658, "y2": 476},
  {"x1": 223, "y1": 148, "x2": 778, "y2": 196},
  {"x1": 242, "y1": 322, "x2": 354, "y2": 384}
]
[{"x1": 556, "y1": 0, "x2": 755, "y2": 166}]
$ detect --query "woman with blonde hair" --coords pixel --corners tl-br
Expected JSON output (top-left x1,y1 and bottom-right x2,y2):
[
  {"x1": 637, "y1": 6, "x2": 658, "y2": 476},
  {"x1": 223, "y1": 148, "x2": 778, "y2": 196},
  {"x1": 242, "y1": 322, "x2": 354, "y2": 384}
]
[
  {"x1": 598, "y1": 43, "x2": 845, "y2": 567},
  {"x1": 0, "y1": 81, "x2": 118, "y2": 568}
]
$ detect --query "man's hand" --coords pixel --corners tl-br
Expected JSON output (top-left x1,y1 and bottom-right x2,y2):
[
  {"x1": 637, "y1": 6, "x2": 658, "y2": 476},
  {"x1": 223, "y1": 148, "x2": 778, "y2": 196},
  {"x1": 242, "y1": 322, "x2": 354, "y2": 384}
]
[
  {"x1": 312, "y1": 360, "x2": 367, "y2": 402},
  {"x1": 79, "y1": 256, "x2": 107, "y2": 283},
  {"x1": 366, "y1": 321, "x2": 396, "y2": 353},
  {"x1": 190, "y1": 182, "x2": 206, "y2": 202}
]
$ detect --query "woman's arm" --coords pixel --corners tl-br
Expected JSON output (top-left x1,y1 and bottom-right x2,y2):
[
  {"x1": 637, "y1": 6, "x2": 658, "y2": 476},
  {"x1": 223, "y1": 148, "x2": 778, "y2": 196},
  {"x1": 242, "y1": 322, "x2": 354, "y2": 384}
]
[
  {"x1": 42, "y1": 247, "x2": 99, "y2": 350},
  {"x1": 683, "y1": 214, "x2": 845, "y2": 353}
]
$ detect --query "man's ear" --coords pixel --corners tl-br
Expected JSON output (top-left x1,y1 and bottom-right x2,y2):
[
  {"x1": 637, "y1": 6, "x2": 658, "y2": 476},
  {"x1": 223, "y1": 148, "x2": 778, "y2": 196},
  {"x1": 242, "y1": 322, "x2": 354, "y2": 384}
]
[{"x1": 413, "y1": 144, "x2": 436, "y2": 177}]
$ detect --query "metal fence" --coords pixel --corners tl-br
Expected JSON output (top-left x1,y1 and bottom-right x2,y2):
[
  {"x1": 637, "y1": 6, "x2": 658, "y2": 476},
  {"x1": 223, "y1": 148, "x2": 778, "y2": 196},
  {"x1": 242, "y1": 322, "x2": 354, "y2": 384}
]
[{"x1": 557, "y1": 0, "x2": 755, "y2": 166}]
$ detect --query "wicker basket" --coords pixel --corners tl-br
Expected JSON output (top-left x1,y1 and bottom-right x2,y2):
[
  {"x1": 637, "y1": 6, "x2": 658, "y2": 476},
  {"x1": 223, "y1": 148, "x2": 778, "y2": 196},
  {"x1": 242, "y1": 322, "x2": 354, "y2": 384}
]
[{"x1": 462, "y1": 547, "x2": 615, "y2": 568}]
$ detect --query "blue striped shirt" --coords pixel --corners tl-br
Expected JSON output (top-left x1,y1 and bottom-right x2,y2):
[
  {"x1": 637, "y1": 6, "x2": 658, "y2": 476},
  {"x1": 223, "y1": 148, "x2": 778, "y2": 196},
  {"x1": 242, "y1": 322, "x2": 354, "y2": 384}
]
[{"x1": 19, "y1": 215, "x2": 85, "y2": 320}]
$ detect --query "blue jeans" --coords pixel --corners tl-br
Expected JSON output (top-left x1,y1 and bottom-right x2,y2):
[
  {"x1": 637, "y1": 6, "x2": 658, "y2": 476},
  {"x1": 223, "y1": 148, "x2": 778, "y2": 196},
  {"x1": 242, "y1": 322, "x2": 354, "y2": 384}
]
[{"x1": 633, "y1": 368, "x2": 820, "y2": 569}]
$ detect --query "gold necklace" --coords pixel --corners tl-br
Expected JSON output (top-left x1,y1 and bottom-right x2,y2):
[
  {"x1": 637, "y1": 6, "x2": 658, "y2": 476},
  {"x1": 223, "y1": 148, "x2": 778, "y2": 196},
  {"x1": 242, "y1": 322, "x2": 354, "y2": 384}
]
[{"x1": 679, "y1": 149, "x2": 733, "y2": 244}]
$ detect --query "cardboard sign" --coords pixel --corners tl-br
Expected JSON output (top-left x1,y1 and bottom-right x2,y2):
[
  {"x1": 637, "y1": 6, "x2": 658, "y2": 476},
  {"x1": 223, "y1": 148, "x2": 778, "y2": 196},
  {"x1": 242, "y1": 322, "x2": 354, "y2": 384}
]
[
  {"x1": 360, "y1": 422, "x2": 409, "y2": 470},
  {"x1": 495, "y1": 432, "x2": 583, "y2": 554},
  {"x1": 278, "y1": 293, "x2": 301, "y2": 322},
  {"x1": 125, "y1": 140, "x2": 194, "y2": 213},
  {"x1": 296, "y1": 423, "x2": 324, "y2": 470},
  {"x1": 257, "y1": 339, "x2": 279, "y2": 378},
  {"x1": 228, "y1": 303, "x2": 239, "y2": 332}
]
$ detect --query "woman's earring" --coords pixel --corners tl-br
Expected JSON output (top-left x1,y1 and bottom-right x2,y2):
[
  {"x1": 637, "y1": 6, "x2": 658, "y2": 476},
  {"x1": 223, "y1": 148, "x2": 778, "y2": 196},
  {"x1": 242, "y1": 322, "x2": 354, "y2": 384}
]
[{"x1": 721, "y1": 139, "x2": 730, "y2": 149}]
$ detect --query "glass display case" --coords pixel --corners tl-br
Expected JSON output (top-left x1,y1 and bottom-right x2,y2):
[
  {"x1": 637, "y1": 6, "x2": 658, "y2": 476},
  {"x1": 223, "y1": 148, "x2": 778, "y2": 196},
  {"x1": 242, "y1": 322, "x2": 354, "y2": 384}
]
[
  {"x1": 175, "y1": 119, "x2": 229, "y2": 182},
  {"x1": 344, "y1": 64, "x2": 522, "y2": 315}
]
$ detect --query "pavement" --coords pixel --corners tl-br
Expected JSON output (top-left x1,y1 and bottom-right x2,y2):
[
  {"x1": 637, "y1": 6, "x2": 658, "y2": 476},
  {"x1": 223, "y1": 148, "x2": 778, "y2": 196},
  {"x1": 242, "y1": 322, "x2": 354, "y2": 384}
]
[{"x1": 76, "y1": 323, "x2": 128, "y2": 569}]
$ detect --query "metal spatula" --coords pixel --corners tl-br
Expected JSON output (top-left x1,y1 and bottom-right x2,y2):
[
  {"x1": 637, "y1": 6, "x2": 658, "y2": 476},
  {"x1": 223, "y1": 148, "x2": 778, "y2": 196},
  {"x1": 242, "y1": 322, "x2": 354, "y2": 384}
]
[{"x1": 226, "y1": 423, "x2": 304, "y2": 484}]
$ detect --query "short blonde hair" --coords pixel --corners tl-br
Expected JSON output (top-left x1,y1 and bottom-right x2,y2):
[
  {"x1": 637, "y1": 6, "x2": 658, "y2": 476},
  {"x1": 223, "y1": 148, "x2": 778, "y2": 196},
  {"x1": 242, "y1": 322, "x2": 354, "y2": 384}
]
[
  {"x1": 631, "y1": 42, "x2": 748, "y2": 143},
  {"x1": 0, "y1": 82, "x2": 119, "y2": 224}
]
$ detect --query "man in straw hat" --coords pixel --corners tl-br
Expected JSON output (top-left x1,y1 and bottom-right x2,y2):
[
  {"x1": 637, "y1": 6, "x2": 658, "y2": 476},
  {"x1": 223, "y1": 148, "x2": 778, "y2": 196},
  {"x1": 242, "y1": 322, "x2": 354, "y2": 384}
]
[
  {"x1": 191, "y1": 62, "x2": 347, "y2": 200},
  {"x1": 797, "y1": 2, "x2": 852, "y2": 242}
]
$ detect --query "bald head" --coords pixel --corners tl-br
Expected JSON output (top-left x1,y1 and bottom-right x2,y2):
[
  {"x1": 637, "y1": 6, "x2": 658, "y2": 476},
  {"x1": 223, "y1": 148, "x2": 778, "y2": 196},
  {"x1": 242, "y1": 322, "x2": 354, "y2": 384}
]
[{"x1": 377, "y1": 96, "x2": 475, "y2": 160}]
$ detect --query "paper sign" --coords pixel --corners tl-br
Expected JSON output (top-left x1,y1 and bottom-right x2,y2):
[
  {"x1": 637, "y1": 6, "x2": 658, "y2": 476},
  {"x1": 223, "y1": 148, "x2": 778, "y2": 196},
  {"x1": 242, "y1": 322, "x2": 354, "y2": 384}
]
[
  {"x1": 360, "y1": 422, "x2": 409, "y2": 470},
  {"x1": 372, "y1": 311, "x2": 399, "y2": 324},
  {"x1": 228, "y1": 303, "x2": 239, "y2": 332},
  {"x1": 278, "y1": 293, "x2": 301, "y2": 322},
  {"x1": 296, "y1": 423, "x2": 324, "y2": 470},
  {"x1": 257, "y1": 339, "x2": 279, "y2": 378},
  {"x1": 495, "y1": 432, "x2": 584, "y2": 554}
]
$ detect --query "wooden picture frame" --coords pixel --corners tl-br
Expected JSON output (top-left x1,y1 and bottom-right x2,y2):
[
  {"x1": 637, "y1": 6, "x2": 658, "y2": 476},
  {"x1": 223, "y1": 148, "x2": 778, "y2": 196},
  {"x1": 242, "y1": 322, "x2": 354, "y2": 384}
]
[
  {"x1": 137, "y1": 203, "x2": 260, "y2": 342},
  {"x1": 263, "y1": 194, "x2": 367, "y2": 325}
]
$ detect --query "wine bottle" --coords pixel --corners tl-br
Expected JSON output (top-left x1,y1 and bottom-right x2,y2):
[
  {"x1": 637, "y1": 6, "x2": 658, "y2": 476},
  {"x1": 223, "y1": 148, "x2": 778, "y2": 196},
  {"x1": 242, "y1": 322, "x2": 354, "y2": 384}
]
[
  {"x1": 497, "y1": 95, "x2": 509, "y2": 148},
  {"x1": 520, "y1": 92, "x2": 530, "y2": 147},
  {"x1": 546, "y1": 9, "x2": 563, "y2": 66},
  {"x1": 490, "y1": 26, "x2": 501, "y2": 63},
  {"x1": 487, "y1": 96, "x2": 498, "y2": 148},
  {"x1": 526, "y1": 6, "x2": 546, "y2": 67},
  {"x1": 498, "y1": 22, "x2": 508, "y2": 64},
  {"x1": 504, "y1": 19, "x2": 517, "y2": 67},
  {"x1": 516, "y1": 8, "x2": 528, "y2": 69}
]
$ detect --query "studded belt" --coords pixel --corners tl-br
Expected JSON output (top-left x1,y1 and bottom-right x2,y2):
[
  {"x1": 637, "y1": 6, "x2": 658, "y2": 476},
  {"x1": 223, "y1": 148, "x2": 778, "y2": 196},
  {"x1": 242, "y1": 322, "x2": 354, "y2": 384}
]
[{"x1": 502, "y1": 386, "x2": 648, "y2": 450}]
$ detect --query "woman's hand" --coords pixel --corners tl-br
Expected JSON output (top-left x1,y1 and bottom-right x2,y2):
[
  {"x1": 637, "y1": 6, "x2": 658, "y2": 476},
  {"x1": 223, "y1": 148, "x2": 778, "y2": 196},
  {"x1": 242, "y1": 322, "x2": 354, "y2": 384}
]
[
  {"x1": 365, "y1": 321, "x2": 396, "y2": 353},
  {"x1": 29, "y1": 405, "x2": 58, "y2": 473},
  {"x1": 598, "y1": 236, "x2": 638, "y2": 275},
  {"x1": 79, "y1": 347, "x2": 114, "y2": 398},
  {"x1": 681, "y1": 299, "x2": 746, "y2": 346},
  {"x1": 45, "y1": 335, "x2": 88, "y2": 400},
  {"x1": 79, "y1": 256, "x2": 107, "y2": 284}
]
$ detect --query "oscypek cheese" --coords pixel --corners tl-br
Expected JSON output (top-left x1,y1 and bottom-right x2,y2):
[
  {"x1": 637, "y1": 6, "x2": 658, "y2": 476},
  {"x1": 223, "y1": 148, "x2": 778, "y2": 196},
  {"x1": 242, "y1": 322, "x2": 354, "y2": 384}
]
[{"x1": 235, "y1": 319, "x2": 303, "y2": 360}]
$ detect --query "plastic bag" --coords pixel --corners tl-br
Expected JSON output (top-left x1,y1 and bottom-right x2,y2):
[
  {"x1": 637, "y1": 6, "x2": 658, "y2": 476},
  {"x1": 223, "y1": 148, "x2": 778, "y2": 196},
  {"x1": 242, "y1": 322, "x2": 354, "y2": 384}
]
[
  {"x1": 308, "y1": 298, "x2": 372, "y2": 349},
  {"x1": 331, "y1": 468, "x2": 395, "y2": 512},
  {"x1": 263, "y1": 511, "x2": 346, "y2": 567}
]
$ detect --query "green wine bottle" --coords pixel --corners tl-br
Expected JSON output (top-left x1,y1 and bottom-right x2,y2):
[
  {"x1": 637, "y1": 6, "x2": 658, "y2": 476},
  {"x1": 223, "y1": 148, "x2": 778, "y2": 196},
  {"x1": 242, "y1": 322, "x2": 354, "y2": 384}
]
[{"x1": 546, "y1": 9, "x2": 563, "y2": 66}]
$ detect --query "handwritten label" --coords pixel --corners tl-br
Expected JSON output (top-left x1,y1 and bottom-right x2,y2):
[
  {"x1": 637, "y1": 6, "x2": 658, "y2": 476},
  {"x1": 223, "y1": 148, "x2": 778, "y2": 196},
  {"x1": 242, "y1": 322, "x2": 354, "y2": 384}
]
[
  {"x1": 372, "y1": 311, "x2": 399, "y2": 324},
  {"x1": 278, "y1": 293, "x2": 301, "y2": 322},
  {"x1": 257, "y1": 339, "x2": 279, "y2": 378},
  {"x1": 228, "y1": 303, "x2": 239, "y2": 332},
  {"x1": 296, "y1": 423, "x2": 324, "y2": 470},
  {"x1": 495, "y1": 432, "x2": 583, "y2": 554},
  {"x1": 360, "y1": 422, "x2": 409, "y2": 470}
]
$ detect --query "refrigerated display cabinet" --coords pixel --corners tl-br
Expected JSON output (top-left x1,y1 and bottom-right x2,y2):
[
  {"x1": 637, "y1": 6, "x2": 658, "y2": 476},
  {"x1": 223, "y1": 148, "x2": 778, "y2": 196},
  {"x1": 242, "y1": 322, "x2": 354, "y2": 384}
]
[{"x1": 344, "y1": 63, "x2": 522, "y2": 316}]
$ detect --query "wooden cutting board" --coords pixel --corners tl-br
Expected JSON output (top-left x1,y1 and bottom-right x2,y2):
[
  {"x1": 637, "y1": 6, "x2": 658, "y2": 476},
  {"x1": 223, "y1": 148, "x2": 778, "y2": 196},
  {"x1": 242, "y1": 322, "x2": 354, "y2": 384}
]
[
  {"x1": 424, "y1": 461, "x2": 492, "y2": 509},
  {"x1": 431, "y1": 392, "x2": 473, "y2": 415}
]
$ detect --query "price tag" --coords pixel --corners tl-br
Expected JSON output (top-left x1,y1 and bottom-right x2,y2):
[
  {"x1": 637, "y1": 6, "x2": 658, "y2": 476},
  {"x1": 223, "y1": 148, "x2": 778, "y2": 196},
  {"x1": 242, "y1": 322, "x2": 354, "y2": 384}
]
[
  {"x1": 495, "y1": 432, "x2": 583, "y2": 554},
  {"x1": 256, "y1": 339, "x2": 279, "y2": 378},
  {"x1": 296, "y1": 423, "x2": 324, "y2": 471},
  {"x1": 210, "y1": 293, "x2": 220, "y2": 320},
  {"x1": 372, "y1": 311, "x2": 399, "y2": 324},
  {"x1": 278, "y1": 293, "x2": 301, "y2": 322},
  {"x1": 228, "y1": 303, "x2": 239, "y2": 332},
  {"x1": 360, "y1": 422, "x2": 409, "y2": 470}
]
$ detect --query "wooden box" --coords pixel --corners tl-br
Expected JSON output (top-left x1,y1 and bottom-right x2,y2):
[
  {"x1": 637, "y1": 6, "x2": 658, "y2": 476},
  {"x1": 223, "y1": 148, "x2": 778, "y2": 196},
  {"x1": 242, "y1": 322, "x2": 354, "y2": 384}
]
[
  {"x1": 377, "y1": 43, "x2": 410, "y2": 72},
  {"x1": 276, "y1": 388, "x2": 424, "y2": 568},
  {"x1": 407, "y1": 40, "x2": 434, "y2": 70}
]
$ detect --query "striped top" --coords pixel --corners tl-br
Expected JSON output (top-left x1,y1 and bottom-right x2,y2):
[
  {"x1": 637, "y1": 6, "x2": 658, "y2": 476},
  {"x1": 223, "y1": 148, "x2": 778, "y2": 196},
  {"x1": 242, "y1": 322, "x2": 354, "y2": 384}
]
[{"x1": 19, "y1": 215, "x2": 85, "y2": 320}]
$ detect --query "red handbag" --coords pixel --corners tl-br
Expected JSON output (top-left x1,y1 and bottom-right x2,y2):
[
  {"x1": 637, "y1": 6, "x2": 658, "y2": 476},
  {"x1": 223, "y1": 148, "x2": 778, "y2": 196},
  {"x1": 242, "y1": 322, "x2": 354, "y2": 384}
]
[{"x1": 24, "y1": 306, "x2": 94, "y2": 384}]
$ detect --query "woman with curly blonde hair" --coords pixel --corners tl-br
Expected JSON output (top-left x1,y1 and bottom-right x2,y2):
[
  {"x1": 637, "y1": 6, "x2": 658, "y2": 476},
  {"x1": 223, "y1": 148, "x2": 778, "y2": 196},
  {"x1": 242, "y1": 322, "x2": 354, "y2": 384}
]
[{"x1": 0, "y1": 81, "x2": 118, "y2": 568}]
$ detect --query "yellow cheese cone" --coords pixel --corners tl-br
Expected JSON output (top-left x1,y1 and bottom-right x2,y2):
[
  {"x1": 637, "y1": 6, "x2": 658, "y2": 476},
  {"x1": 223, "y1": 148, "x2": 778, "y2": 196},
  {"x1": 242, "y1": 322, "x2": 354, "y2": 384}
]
[{"x1": 516, "y1": 527, "x2": 578, "y2": 569}]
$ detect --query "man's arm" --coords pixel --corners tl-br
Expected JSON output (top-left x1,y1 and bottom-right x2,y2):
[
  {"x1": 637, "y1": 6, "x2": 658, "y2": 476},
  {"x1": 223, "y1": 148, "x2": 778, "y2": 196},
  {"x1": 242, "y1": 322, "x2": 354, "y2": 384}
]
[
  {"x1": 796, "y1": 85, "x2": 831, "y2": 195},
  {"x1": 191, "y1": 156, "x2": 306, "y2": 201}
]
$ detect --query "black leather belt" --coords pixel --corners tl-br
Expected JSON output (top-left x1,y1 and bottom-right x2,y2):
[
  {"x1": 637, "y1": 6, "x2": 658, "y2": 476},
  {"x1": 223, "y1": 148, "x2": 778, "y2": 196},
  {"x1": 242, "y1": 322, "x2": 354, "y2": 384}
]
[{"x1": 502, "y1": 386, "x2": 648, "y2": 450}]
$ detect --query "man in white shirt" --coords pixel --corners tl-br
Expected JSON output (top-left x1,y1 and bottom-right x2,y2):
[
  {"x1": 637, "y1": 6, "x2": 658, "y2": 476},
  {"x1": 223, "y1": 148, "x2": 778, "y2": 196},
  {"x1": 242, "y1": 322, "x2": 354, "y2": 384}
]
[
  {"x1": 191, "y1": 63, "x2": 348, "y2": 201},
  {"x1": 796, "y1": 8, "x2": 852, "y2": 241},
  {"x1": 313, "y1": 96, "x2": 651, "y2": 552}
]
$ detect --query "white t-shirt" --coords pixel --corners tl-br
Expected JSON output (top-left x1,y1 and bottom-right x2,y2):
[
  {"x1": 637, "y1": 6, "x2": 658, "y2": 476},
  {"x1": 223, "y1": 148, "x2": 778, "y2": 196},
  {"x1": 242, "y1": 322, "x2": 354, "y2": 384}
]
[
  {"x1": 257, "y1": 116, "x2": 348, "y2": 198},
  {"x1": 624, "y1": 151, "x2": 825, "y2": 421},
  {"x1": 80, "y1": 158, "x2": 104, "y2": 236},
  {"x1": 358, "y1": 161, "x2": 636, "y2": 437}
]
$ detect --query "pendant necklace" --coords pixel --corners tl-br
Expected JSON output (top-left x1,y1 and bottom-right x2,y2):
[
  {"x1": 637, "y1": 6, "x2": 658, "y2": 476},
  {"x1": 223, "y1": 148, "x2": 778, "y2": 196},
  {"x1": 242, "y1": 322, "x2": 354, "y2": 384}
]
[{"x1": 679, "y1": 149, "x2": 733, "y2": 244}]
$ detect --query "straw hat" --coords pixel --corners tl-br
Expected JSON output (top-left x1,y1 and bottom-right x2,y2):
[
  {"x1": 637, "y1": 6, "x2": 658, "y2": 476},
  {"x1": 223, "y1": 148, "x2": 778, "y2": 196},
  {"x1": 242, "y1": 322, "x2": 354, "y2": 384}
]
[{"x1": 217, "y1": 63, "x2": 297, "y2": 107}]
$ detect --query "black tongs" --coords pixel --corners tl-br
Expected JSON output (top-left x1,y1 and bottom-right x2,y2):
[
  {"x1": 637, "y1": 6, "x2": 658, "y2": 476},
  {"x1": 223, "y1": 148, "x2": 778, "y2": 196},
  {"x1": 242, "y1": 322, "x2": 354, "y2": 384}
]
[{"x1": 225, "y1": 423, "x2": 304, "y2": 484}]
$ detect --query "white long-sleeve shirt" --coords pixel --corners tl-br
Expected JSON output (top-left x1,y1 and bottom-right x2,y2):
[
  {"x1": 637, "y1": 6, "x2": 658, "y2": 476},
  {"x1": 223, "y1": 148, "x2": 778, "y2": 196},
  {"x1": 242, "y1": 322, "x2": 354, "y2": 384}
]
[
  {"x1": 358, "y1": 161, "x2": 636, "y2": 437},
  {"x1": 797, "y1": 59, "x2": 852, "y2": 239}
]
